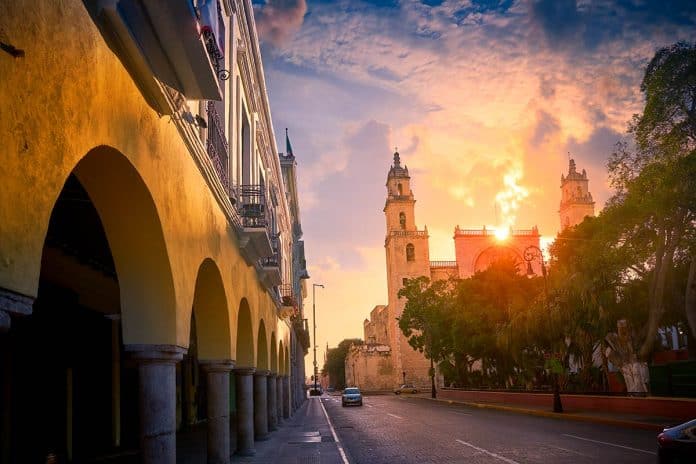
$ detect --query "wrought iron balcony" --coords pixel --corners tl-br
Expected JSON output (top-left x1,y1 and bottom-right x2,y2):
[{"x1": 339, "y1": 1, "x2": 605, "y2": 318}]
[
  {"x1": 280, "y1": 284, "x2": 297, "y2": 309},
  {"x1": 236, "y1": 185, "x2": 268, "y2": 228},
  {"x1": 235, "y1": 185, "x2": 273, "y2": 264},
  {"x1": 261, "y1": 235, "x2": 282, "y2": 288},
  {"x1": 94, "y1": 0, "x2": 222, "y2": 103},
  {"x1": 205, "y1": 101, "x2": 229, "y2": 192},
  {"x1": 292, "y1": 315, "x2": 311, "y2": 353}
]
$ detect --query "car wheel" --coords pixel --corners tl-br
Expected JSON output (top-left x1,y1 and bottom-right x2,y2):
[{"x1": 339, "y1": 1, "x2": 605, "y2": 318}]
[
  {"x1": 412, "y1": 390, "x2": 417, "y2": 393},
  {"x1": 359, "y1": 401, "x2": 363, "y2": 406},
  {"x1": 395, "y1": 391, "x2": 401, "y2": 395},
  {"x1": 342, "y1": 402, "x2": 346, "y2": 407}
]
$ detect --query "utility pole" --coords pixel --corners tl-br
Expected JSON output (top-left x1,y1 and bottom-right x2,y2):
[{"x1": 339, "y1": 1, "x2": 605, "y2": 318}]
[{"x1": 312, "y1": 283, "x2": 324, "y2": 392}]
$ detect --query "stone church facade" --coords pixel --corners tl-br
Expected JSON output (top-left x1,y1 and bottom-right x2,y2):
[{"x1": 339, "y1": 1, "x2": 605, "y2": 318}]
[{"x1": 345, "y1": 153, "x2": 594, "y2": 391}]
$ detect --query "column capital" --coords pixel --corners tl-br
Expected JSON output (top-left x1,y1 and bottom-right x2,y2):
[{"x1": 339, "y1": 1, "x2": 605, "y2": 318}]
[
  {"x1": 125, "y1": 344, "x2": 186, "y2": 363},
  {"x1": 200, "y1": 360, "x2": 235, "y2": 373},
  {"x1": 0, "y1": 287, "x2": 34, "y2": 316},
  {"x1": 234, "y1": 366, "x2": 256, "y2": 376},
  {"x1": 254, "y1": 369, "x2": 270, "y2": 377},
  {"x1": 268, "y1": 372, "x2": 278, "y2": 379},
  {"x1": 0, "y1": 287, "x2": 34, "y2": 331}
]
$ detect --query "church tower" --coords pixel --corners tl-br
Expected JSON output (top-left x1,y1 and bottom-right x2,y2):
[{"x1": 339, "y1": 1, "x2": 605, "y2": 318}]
[
  {"x1": 559, "y1": 158, "x2": 595, "y2": 230},
  {"x1": 383, "y1": 151, "x2": 431, "y2": 386}
]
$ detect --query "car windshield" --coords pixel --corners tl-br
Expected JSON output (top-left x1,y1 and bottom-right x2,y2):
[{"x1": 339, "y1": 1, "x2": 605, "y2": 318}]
[{"x1": 344, "y1": 388, "x2": 360, "y2": 394}]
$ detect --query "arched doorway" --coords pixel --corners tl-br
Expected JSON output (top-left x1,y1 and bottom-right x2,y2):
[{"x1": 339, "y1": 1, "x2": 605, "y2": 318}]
[{"x1": 3, "y1": 147, "x2": 177, "y2": 463}]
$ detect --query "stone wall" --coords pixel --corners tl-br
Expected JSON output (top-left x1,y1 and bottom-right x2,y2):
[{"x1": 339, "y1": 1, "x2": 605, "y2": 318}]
[{"x1": 345, "y1": 344, "x2": 395, "y2": 391}]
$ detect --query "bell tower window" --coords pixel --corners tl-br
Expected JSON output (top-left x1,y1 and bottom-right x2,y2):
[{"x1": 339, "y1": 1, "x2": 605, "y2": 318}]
[
  {"x1": 406, "y1": 243, "x2": 415, "y2": 262},
  {"x1": 399, "y1": 212, "x2": 406, "y2": 229},
  {"x1": 397, "y1": 183, "x2": 403, "y2": 196}
]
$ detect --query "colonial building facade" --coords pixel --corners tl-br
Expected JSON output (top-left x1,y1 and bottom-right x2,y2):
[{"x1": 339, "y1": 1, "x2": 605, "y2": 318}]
[
  {"x1": 0, "y1": 1, "x2": 309, "y2": 463},
  {"x1": 346, "y1": 152, "x2": 595, "y2": 391}
]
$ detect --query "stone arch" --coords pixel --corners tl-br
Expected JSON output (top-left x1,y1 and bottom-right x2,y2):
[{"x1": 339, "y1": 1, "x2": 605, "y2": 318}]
[
  {"x1": 191, "y1": 258, "x2": 232, "y2": 360},
  {"x1": 71, "y1": 146, "x2": 177, "y2": 345},
  {"x1": 472, "y1": 246, "x2": 523, "y2": 274},
  {"x1": 270, "y1": 332, "x2": 278, "y2": 373},
  {"x1": 257, "y1": 320, "x2": 269, "y2": 370},
  {"x1": 235, "y1": 298, "x2": 255, "y2": 366}
]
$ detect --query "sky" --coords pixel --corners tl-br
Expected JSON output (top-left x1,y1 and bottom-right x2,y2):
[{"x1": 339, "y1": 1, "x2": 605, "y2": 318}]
[{"x1": 251, "y1": 0, "x2": 696, "y2": 376}]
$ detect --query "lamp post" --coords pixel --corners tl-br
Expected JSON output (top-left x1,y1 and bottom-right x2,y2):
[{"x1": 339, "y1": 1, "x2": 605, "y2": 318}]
[
  {"x1": 523, "y1": 245, "x2": 563, "y2": 413},
  {"x1": 312, "y1": 283, "x2": 324, "y2": 393}
]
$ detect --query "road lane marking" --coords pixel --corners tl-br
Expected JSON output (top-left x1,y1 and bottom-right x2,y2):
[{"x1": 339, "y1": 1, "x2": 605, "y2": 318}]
[
  {"x1": 545, "y1": 444, "x2": 592, "y2": 458},
  {"x1": 562, "y1": 434, "x2": 656, "y2": 455},
  {"x1": 319, "y1": 398, "x2": 351, "y2": 464},
  {"x1": 366, "y1": 404, "x2": 374, "y2": 408},
  {"x1": 387, "y1": 413, "x2": 403, "y2": 419},
  {"x1": 449, "y1": 411, "x2": 471, "y2": 416},
  {"x1": 456, "y1": 439, "x2": 520, "y2": 464}
]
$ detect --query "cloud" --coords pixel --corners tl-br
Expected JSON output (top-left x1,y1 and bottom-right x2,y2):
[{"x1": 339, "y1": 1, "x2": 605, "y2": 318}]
[{"x1": 254, "y1": 0, "x2": 307, "y2": 47}]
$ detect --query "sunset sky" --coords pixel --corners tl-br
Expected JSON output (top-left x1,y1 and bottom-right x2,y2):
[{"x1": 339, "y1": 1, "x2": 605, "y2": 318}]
[{"x1": 251, "y1": 0, "x2": 696, "y2": 374}]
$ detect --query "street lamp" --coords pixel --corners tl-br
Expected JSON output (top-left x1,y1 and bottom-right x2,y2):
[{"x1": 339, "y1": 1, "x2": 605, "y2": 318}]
[
  {"x1": 523, "y1": 245, "x2": 563, "y2": 413},
  {"x1": 312, "y1": 283, "x2": 324, "y2": 393}
]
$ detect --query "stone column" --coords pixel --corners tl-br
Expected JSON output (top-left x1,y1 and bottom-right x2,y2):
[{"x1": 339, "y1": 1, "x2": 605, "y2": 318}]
[
  {"x1": 276, "y1": 375, "x2": 284, "y2": 425},
  {"x1": 234, "y1": 367, "x2": 255, "y2": 456},
  {"x1": 126, "y1": 345, "x2": 185, "y2": 464},
  {"x1": 267, "y1": 373, "x2": 277, "y2": 431},
  {"x1": 283, "y1": 376, "x2": 291, "y2": 419},
  {"x1": 253, "y1": 370, "x2": 269, "y2": 440},
  {"x1": 201, "y1": 361, "x2": 234, "y2": 464}
]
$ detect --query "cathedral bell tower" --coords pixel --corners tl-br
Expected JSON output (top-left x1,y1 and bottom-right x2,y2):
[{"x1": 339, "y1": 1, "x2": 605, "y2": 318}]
[
  {"x1": 383, "y1": 150, "x2": 431, "y2": 387},
  {"x1": 559, "y1": 158, "x2": 595, "y2": 230}
]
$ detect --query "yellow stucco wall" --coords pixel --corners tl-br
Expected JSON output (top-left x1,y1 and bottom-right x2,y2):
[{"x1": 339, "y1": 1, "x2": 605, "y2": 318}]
[{"x1": 0, "y1": 0, "x2": 289, "y2": 368}]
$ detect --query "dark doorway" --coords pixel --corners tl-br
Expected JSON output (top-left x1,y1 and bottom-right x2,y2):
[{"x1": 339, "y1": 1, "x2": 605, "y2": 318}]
[{"x1": 5, "y1": 174, "x2": 138, "y2": 463}]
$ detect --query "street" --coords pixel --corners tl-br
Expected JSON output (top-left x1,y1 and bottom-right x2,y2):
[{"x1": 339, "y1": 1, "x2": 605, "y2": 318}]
[{"x1": 320, "y1": 395, "x2": 657, "y2": 464}]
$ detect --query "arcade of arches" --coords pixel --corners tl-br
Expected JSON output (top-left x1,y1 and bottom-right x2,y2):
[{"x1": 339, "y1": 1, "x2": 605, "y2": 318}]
[{"x1": 0, "y1": 1, "x2": 309, "y2": 461}]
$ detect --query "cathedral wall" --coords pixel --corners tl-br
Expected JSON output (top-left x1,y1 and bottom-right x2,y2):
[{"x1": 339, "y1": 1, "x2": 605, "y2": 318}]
[
  {"x1": 345, "y1": 344, "x2": 395, "y2": 391},
  {"x1": 430, "y1": 266, "x2": 458, "y2": 282}
]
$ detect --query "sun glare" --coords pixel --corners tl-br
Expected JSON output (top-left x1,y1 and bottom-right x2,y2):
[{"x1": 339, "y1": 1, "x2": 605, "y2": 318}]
[{"x1": 494, "y1": 228, "x2": 509, "y2": 241}]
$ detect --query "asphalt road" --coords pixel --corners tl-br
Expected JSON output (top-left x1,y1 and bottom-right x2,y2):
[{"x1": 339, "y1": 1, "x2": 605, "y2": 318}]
[{"x1": 320, "y1": 394, "x2": 658, "y2": 464}]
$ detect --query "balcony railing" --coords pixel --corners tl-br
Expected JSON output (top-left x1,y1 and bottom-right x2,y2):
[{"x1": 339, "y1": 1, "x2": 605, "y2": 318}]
[
  {"x1": 390, "y1": 230, "x2": 428, "y2": 237},
  {"x1": 236, "y1": 185, "x2": 268, "y2": 228},
  {"x1": 206, "y1": 101, "x2": 229, "y2": 193},
  {"x1": 262, "y1": 234, "x2": 281, "y2": 268},
  {"x1": 430, "y1": 261, "x2": 458, "y2": 268},
  {"x1": 280, "y1": 284, "x2": 297, "y2": 310}
]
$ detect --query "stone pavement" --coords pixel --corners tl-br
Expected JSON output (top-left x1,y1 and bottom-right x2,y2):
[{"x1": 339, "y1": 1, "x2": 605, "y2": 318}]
[{"x1": 230, "y1": 397, "x2": 349, "y2": 464}]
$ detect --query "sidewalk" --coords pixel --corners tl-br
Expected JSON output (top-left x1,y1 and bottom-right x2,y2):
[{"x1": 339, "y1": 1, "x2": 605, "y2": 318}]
[
  {"x1": 418, "y1": 395, "x2": 680, "y2": 431},
  {"x1": 230, "y1": 397, "x2": 348, "y2": 464}
]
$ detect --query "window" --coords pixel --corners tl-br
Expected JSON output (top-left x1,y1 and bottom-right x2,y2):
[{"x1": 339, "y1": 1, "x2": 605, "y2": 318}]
[
  {"x1": 406, "y1": 243, "x2": 415, "y2": 261},
  {"x1": 397, "y1": 183, "x2": 403, "y2": 195},
  {"x1": 399, "y1": 212, "x2": 406, "y2": 229}
]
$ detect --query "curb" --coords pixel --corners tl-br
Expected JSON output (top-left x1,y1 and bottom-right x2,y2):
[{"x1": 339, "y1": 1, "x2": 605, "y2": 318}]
[{"x1": 416, "y1": 396, "x2": 667, "y2": 432}]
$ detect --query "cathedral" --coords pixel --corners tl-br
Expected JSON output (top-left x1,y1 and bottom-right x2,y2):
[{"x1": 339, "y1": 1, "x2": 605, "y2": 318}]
[{"x1": 344, "y1": 152, "x2": 595, "y2": 391}]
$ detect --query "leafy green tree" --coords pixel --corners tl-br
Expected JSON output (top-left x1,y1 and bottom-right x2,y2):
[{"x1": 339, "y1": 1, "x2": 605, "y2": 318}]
[
  {"x1": 321, "y1": 338, "x2": 363, "y2": 390},
  {"x1": 605, "y1": 42, "x2": 696, "y2": 359},
  {"x1": 397, "y1": 277, "x2": 452, "y2": 363}
]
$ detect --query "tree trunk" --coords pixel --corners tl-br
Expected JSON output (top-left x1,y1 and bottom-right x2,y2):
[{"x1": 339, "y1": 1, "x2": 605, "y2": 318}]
[
  {"x1": 686, "y1": 258, "x2": 696, "y2": 340},
  {"x1": 639, "y1": 221, "x2": 683, "y2": 359}
]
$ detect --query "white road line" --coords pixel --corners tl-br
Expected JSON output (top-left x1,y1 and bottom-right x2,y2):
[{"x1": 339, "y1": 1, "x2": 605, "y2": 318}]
[
  {"x1": 456, "y1": 439, "x2": 520, "y2": 464},
  {"x1": 319, "y1": 398, "x2": 351, "y2": 464},
  {"x1": 387, "y1": 413, "x2": 403, "y2": 419},
  {"x1": 562, "y1": 434, "x2": 656, "y2": 455},
  {"x1": 545, "y1": 444, "x2": 592, "y2": 458},
  {"x1": 449, "y1": 411, "x2": 471, "y2": 416},
  {"x1": 366, "y1": 404, "x2": 374, "y2": 408}
]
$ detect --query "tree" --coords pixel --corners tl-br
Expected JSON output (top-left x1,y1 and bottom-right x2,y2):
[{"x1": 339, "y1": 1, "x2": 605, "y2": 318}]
[
  {"x1": 322, "y1": 338, "x2": 363, "y2": 390},
  {"x1": 398, "y1": 276, "x2": 453, "y2": 396},
  {"x1": 606, "y1": 42, "x2": 696, "y2": 359}
]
